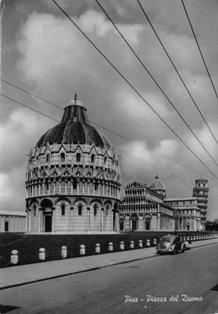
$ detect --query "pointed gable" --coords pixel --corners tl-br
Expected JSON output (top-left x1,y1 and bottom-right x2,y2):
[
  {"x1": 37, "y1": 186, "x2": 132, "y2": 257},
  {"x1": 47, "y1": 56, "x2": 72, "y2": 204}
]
[{"x1": 124, "y1": 179, "x2": 146, "y2": 189}]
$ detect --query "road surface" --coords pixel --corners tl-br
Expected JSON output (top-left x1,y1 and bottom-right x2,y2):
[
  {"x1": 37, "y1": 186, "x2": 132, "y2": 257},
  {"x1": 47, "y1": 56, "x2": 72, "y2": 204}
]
[{"x1": 1, "y1": 242, "x2": 218, "y2": 314}]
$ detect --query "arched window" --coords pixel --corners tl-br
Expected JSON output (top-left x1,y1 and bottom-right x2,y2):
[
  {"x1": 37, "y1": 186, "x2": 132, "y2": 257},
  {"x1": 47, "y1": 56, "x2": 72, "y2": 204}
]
[
  {"x1": 78, "y1": 204, "x2": 82, "y2": 216},
  {"x1": 73, "y1": 177, "x2": 77, "y2": 190},
  {"x1": 45, "y1": 180, "x2": 49, "y2": 191},
  {"x1": 145, "y1": 217, "x2": 150, "y2": 230},
  {"x1": 76, "y1": 153, "x2": 81, "y2": 162},
  {"x1": 46, "y1": 154, "x2": 50, "y2": 162},
  {"x1": 104, "y1": 157, "x2": 107, "y2": 164},
  {"x1": 95, "y1": 181, "x2": 98, "y2": 191},
  {"x1": 91, "y1": 154, "x2": 95, "y2": 163},
  {"x1": 61, "y1": 153, "x2": 65, "y2": 163},
  {"x1": 106, "y1": 205, "x2": 110, "y2": 215},
  {"x1": 61, "y1": 204, "x2": 65, "y2": 216},
  {"x1": 33, "y1": 204, "x2": 36, "y2": 217},
  {"x1": 94, "y1": 204, "x2": 98, "y2": 216}
]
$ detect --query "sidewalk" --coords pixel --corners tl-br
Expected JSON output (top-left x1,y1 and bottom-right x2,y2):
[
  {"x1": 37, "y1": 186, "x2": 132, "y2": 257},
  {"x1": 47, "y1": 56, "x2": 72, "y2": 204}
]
[{"x1": 1, "y1": 238, "x2": 218, "y2": 290}]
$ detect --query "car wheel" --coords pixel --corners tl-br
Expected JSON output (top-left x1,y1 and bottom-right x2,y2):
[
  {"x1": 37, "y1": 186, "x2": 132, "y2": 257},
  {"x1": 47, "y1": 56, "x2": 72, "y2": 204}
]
[
  {"x1": 182, "y1": 245, "x2": 186, "y2": 253},
  {"x1": 172, "y1": 248, "x2": 177, "y2": 255}
]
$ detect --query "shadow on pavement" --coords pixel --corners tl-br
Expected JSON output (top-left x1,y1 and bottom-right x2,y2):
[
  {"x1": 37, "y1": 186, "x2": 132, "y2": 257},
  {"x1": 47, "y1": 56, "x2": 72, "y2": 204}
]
[{"x1": 0, "y1": 304, "x2": 20, "y2": 313}]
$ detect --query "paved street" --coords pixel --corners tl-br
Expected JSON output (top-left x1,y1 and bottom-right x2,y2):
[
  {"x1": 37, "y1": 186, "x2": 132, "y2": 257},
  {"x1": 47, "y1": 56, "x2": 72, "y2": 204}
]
[{"x1": 1, "y1": 240, "x2": 218, "y2": 314}]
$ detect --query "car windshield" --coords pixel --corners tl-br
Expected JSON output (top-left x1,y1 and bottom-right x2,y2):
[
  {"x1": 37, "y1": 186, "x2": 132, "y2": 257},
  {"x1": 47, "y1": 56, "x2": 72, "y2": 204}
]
[{"x1": 160, "y1": 237, "x2": 171, "y2": 244}]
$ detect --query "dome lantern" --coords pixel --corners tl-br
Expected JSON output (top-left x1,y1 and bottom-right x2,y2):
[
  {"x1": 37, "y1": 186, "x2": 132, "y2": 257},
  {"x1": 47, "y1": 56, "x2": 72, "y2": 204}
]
[{"x1": 149, "y1": 174, "x2": 166, "y2": 197}]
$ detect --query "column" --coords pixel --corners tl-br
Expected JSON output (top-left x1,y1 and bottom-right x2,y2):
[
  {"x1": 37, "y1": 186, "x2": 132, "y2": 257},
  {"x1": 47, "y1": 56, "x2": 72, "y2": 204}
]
[
  {"x1": 193, "y1": 217, "x2": 197, "y2": 231},
  {"x1": 103, "y1": 182, "x2": 105, "y2": 196},
  {"x1": 138, "y1": 215, "x2": 144, "y2": 230},
  {"x1": 77, "y1": 179, "x2": 79, "y2": 195},
  {"x1": 25, "y1": 210, "x2": 28, "y2": 232},
  {"x1": 130, "y1": 218, "x2": 132, "y2": 230},
  {"x1": 59, "y1": 179, "x2": 61, "y2": 194},
  {"x1": 157, "y1": 203, "x2": 161, "y2": 230},
  {"x1": 71, "y1": 179, "x2": 73, "y2": 194},
  {"x1": 29, "y1": 209, "x2": 31, "y2": 233},
  {"x1": 82, "y1": 180, "x2": 85, "y2": 195},
  {"x1": 87, "y1": 180, "x2": 90, "y2": 195},
  {"x1": 48, "y1": 180, "x2": 51, "y2": 195},
  {"x1": 65, "y1": 181, "x2": 67, "y2": 195},
  {"x1": 115, "y1": 211, "x2": 119, "y2": 232}
]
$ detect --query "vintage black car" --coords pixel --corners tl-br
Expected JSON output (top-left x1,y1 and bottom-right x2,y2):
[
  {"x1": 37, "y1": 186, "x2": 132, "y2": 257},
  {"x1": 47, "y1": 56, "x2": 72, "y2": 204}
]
[{"x1": 156, "y1": 235, "x2": 186, "y2": 255}]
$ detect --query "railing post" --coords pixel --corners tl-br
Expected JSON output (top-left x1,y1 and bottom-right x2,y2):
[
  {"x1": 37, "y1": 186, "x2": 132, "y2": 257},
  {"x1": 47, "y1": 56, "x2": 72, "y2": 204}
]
[
  {"x1": 120, "y1": 241, "x2": 124, "y2": 250},
  {"x1": 39, "y1": 248, "x2": 45, "y2": 261},
  {"x1": 95, "y1": 243, "x2": 100, "y2": 254},
  {"x1": 80, "y1": 244, "x2": 85, "y2": 256},
  {"x1": 10, "y1": 250, "x2": 18, "y2": 265},
  {"x1": 108, "y1": 242, "x2": 113, "y2": 252},
  {"x1": 61, "y1": 246, "x2": 67, "y2": 259},
  {"x1": 138, "y1": 240, "x2": 143, "y2": 248}
]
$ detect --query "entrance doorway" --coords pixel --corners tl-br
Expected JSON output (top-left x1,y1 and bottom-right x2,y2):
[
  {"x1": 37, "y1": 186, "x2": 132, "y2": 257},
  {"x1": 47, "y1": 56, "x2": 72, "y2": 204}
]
[
  {"x1": 120, "y1": 220, "x2": 124, "y2": 231},
  {"x1": 5, "y1": 221, "x2": 9, "y2": 232},
  {"x1": 44, "y1": 215, "x2": 52, "y2": 232},
  {"x1": 132, "y1": 220, "x2": 137, "y2": 230},
  {"x1": 145, "y1": 220, "x2": 150, "y2": 230}
]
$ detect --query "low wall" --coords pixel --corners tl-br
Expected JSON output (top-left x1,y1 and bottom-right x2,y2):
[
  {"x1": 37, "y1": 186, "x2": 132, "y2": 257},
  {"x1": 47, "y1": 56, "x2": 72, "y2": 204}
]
[{"x1": 1, "y1": 231, "x2": 217, "y2": 268}]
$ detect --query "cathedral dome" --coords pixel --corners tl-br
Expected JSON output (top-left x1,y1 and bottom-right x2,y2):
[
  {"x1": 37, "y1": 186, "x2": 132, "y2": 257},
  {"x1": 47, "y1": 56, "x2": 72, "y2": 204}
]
[
  {"x1": 149, "y1": 174, "x2": 166, "y2": 197},
  {"x1": 36, "y1": 94, "x2": 112, "y2": 151}
]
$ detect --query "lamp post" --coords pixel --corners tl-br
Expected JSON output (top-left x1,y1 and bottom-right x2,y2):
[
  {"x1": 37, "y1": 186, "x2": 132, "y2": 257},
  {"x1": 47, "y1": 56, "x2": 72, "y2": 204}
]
[{"x1": 174, "y1": 209, "x2": 178, "y2": 234}]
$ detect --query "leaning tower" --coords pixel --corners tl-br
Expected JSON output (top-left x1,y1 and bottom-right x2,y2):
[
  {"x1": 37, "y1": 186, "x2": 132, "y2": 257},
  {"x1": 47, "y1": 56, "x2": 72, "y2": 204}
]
[{"x1": 192, "y1": 179, "x2": 209, "y2": 230}]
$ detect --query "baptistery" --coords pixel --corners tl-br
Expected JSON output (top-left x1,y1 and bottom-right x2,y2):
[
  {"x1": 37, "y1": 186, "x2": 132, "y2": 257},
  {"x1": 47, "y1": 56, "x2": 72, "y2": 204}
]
[{"x1": 26, "y1": 95, "x2": 121, "y2": 233}]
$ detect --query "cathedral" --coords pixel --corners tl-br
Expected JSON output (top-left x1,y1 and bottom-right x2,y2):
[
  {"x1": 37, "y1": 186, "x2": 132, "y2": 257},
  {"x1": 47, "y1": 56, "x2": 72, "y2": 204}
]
[
  {"x1": 25, "y1": 95, "x2": 121, "y2": 234},
  {"x1": 119, "y1": 175, "x2": 208, "y2": 232},
  {"x1": 119, "y1": 176, "x2": 175, "y2": 232}
]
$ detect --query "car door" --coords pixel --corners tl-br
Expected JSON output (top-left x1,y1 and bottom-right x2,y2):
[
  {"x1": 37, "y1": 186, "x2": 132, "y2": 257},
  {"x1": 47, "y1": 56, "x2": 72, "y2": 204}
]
[{"x1": 174, "y1": 237, "x2": 181, "y2": 251}]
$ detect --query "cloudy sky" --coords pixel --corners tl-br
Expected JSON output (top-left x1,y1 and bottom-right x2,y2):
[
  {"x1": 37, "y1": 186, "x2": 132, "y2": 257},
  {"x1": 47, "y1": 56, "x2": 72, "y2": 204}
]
[{"x1": 1, "y1": 0, "x2": 218, "y2": 220}]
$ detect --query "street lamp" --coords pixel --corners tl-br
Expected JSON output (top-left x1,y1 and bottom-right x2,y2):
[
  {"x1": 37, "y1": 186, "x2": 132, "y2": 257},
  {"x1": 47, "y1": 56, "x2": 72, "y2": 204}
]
[{"x1": 174, "y1": 209, "x2": 178, "y2": 233}]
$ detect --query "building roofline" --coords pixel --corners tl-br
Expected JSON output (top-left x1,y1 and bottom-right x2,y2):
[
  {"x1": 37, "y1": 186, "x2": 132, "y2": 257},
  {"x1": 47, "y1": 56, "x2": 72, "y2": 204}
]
[
  {"x1": 165, "y1": 197, "x2": 197, "y2": 201},
  {"x1": 0, "y1": 210, "x2": 26, "y2": 217},
  {"x1": 124, "y1": 179, "x2": 146, "y2": 188}
]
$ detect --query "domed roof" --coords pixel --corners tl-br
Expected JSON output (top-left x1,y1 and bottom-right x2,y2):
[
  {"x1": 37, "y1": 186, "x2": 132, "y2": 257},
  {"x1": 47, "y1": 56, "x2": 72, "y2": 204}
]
[
  {"x1": 149, "y1": 174, "x2": 166, "y2": 192},
  {"x1": 36, "y1": 94, "x2": 113, "y2": 150}
]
